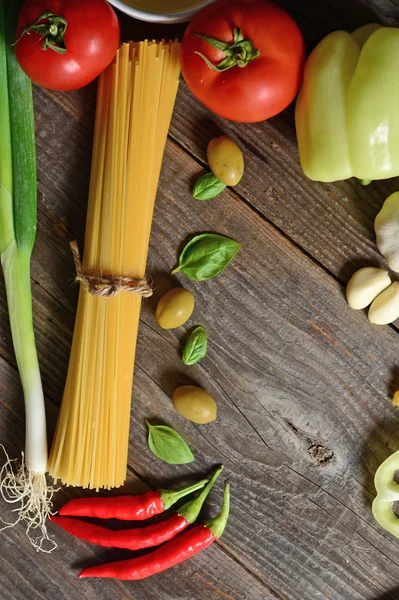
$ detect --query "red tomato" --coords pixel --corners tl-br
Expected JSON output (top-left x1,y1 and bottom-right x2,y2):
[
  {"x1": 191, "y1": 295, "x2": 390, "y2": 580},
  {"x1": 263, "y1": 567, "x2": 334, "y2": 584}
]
[
  {"x1": 180, "y1": 0, "x2": 305, "y2": 122},
  {"x1": 15, "y1": 0, "x2": 120, "y2": 91}
]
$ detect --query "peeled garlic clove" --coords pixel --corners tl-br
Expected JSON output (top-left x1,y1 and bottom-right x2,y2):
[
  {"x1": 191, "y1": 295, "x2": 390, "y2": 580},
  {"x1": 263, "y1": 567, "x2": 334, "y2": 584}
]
[
  {"x1": 368, "y1": 281, "x2": 399, "y2": 324},
  {"x1": 375, "y1": 192, "x2": 399, "y2": 272},
  {"x1": 346, "y1": 267, "x2": 391, "y2": 309}
]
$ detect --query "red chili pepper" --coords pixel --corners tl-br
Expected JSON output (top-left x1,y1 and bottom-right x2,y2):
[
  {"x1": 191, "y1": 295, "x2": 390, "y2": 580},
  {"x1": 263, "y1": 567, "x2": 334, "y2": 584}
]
[
  {"x1": 79, "y1": 481, "x2": 230, "y2": 580},
  {"x1": 50, "y1": 466, "x2": 223, "y2": 550},
  {"x1": 57, "y1": 478, "x2": 207, "y2": 520}
]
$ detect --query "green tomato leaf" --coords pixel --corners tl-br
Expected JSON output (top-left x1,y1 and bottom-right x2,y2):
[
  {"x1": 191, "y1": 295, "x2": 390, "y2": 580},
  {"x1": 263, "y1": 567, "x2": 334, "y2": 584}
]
[
  {"x1": 183, "y1": 326, "x2": 208, "y2": 365},
  {"x1": 192, "y1": 172, "x2": 226, "y2": 200},
  {"x1": 172, "y1": 233, "x2": 241, "y2": 281},
  {"x1": 146, "y1": 421, "x2": 194, "y2": 464}
]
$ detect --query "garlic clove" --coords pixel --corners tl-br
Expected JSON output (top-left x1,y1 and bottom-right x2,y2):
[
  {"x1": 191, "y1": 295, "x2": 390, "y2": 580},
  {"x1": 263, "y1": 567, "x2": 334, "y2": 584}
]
[
  {"x1": 368, "y1": 281, "x2": 399, "y2": 324},
  {"x1": 346, "y1": 267, "x2": 391, "y2": 309},
  {"x1": 375, "y1": 191, "x2": 399, "y2": 272}
]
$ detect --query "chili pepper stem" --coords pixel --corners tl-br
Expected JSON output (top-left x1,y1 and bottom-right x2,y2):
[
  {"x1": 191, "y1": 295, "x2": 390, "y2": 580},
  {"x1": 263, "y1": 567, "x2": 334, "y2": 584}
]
[
  {"x1": 178, "y1": 465, "x2": 223, "y2": 524},
  {"x1": 205, "y1": 480, "x2": 230, "y2": 539},
  {"x1": 160, "y1": 478, "x2": 208, "y2": 510}
]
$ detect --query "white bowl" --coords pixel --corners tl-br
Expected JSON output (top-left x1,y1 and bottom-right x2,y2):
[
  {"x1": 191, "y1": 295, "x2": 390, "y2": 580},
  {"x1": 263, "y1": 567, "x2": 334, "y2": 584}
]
[{"x1": 108, "y1": 0, "x2": 215, "y2": 23}]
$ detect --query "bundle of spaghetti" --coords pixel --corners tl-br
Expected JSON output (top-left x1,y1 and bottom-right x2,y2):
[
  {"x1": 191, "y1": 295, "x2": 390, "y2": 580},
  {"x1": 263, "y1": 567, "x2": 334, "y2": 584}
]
[{"x1": 48, "y1": 40, "x2": 181, "y2": 490}]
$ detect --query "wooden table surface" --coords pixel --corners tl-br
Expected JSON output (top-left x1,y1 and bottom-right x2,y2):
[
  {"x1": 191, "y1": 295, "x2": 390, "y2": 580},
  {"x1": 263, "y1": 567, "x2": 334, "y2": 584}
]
[{"x1": 3, "y1": 1, "x2": 399, "y2": 599}]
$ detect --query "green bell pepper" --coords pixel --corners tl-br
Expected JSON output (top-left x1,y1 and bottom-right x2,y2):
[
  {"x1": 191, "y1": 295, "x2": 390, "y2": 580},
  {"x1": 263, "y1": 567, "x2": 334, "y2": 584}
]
[
  {"x1": 295, "y1": 24, "x2": 399, "y2": 183},
  {"x1": 372, "y1": 449, "x2": 399, "y2": 538}
]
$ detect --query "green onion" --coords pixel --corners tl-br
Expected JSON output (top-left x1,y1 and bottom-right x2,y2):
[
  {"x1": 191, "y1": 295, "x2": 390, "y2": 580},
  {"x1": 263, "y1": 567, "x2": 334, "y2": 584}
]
[{"x1": 0, "y1": 0, "x2": 55, "y2": 552}]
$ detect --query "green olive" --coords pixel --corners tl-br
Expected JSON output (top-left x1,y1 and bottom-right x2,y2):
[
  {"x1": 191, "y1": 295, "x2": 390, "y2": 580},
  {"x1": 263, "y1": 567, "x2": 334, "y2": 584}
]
[
  {"x1": 207, "y1": 135, "x2": 244, "y2": 187},
  {"x1": 155, "y1": 288, "x2": 195, "y2": 329},
  {"x1": 172, "y1": 385, "x2": 217, "y2": 424}
]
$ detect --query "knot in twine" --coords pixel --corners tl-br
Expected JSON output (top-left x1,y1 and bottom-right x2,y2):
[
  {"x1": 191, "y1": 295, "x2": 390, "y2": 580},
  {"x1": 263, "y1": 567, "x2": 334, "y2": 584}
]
[{"x1": 70, "y1": 241, "x2": 153, "y2": 298}]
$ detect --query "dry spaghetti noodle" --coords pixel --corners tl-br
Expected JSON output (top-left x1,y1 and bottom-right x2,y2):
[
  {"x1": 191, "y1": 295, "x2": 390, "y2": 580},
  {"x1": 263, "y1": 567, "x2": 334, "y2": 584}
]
[{"x1": 48, "y1": 40, "x2": 180, "y2": 490}]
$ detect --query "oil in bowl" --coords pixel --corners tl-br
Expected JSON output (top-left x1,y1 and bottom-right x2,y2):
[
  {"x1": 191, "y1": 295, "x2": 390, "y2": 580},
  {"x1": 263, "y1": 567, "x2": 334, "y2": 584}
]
[
  {"x1": 125, "y1": 0, "x2": 207, "y2": 13},
  {"x1": 108, "y1": 0, "x2": 215, "y2": 23}
]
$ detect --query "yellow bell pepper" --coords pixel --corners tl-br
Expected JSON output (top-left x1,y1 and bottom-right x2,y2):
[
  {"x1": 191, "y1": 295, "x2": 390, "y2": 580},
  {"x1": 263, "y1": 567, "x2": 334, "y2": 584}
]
[
  {"x1": 295, "y1": 24, "x2": 399, "y2": 183},
  {"x1": 372, "y1": 449, "x2": 399, "y2": 538}
]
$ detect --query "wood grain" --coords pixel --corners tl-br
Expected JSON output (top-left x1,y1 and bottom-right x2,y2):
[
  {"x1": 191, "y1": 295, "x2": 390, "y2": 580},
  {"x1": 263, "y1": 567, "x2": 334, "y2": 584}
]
[{"x1": 2, "y1": 2, "x2": 399, "y2": 600}]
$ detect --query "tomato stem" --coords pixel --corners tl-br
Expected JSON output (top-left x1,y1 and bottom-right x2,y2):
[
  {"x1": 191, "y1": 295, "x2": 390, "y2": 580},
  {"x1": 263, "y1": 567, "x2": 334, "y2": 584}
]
[
  {"x1": 14, "y1": 11, "x2": 68, "y2": 55},
  {"x1": 194, "y1": 27, "x2": 260, "y2": 71}
]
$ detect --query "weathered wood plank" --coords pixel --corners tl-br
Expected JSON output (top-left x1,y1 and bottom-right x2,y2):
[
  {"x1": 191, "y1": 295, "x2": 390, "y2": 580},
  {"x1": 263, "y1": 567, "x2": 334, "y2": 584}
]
[
  {"x1": 2, "y1": 3, "x2": 399, "y2": 600},
  {"x1": 167, "y1": 0, "x2": 399, "y2": 285},
  {"x1": 126, "y1": 142, "x2": 399, "y2": 599},
  {"x1": 2, "y1": 107, "x2": 399, "y2": 600},
  {"x1": 169, "y1": 84, "x2": 399, "y2": 284},
  {"x1": 0, "y1": 355, "x2": 275, "y2": 600}
]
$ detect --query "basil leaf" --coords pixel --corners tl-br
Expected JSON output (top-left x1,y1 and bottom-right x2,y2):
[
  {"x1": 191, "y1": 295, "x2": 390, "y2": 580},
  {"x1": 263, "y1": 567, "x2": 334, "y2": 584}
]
[
  {"x1": 172, "y1": 233, "x2": 240, "y2": 281},
  {"x1": 192, "y1": 173, "x2": 226, "y2": 200},
  {"x1": 146, "y1": 421, "x2": 194, "y2": 464},
  {"x1": 183, "y1": 326, "x2": 208, "y2": 365}
]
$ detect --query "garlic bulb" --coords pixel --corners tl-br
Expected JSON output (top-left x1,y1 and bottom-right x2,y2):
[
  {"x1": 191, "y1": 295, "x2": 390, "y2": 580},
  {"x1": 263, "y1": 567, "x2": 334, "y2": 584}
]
[
  {"x1": 368, "y1": 281, "x2": 399, "y2": 325},
  {"x1": 375, "y1": 192, "x2": 399, "y2": 272}
]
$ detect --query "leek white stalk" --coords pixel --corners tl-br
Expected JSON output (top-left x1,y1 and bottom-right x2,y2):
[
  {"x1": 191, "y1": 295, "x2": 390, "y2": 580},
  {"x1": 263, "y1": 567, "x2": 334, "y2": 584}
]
[
  {"x1": 2, "y1": 242, "x2": 47, "y2": 472},
  {"x1": 0, "y1": 0, "x2": 56, "y2": 552}
]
